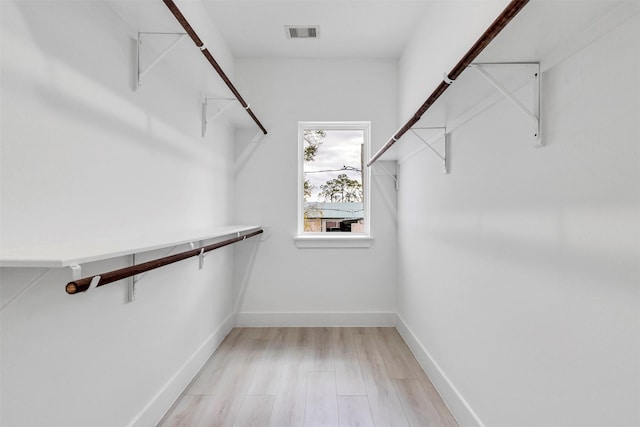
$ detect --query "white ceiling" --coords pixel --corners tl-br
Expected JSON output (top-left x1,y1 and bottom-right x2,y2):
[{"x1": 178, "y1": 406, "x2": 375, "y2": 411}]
[
  {"x1": 106, "y1": 0, "x2": 636, "y2": 62},
  {"x1": 103, "y1": 0, "x2": 636, "y2": 104},
  {"x1": 200, "y1": 0, "x2": 432, "y2": 58}
]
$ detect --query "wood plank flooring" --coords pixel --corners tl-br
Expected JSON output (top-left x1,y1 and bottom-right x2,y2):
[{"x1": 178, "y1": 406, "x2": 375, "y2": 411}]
[{"x1": 158, "y1": 327, "x2": 458, "y2": 427}]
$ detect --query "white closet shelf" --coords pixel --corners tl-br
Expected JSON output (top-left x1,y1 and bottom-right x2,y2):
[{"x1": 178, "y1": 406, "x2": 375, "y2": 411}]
[
  {"x1": 0, "y1": 225, "x2": 261, "y2": 268},
  {"x1": 377, "y1": 62, "x2": 540, "y2": 164}
]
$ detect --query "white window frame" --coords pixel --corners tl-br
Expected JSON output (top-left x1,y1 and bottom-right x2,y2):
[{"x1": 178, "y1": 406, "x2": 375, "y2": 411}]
[{"x1": 295, "y1": 121, "x2": 373, "y2": 248}]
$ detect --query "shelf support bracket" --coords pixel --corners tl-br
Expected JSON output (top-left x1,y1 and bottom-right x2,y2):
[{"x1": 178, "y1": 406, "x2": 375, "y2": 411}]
[
  {"x1": 202, "y1": 97, "x2": 239, "y2": 137},
  {"x1": 373, "y1": 162, "x2": 399, "y2": 191},
  {"x1": 1, "y1": 269, "x2": 51, "y2": 312},
  {"x1": 128, "y1": 244, "x2": 182, "y2": 302},
  {"x1": 128, "y1": 254, "x2": 138, "y2": 302},
  {"x1": 136, "y1": 32, "x2": 187, "y2": 91},
  {"x1": 70, "y1": 264, "x2": 81, "y2": 281},
  {"x1": 469, "y1": 63, "x2": 541, "y2": 144},
  {"x1": 198, "y1": 248, "x2": 206, "y2": 270},
  {"x1": 410, "y1": 127, "x2": 449, "y2": 174}
]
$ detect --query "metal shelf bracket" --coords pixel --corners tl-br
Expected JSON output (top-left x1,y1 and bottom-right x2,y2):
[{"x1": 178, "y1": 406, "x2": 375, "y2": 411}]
[
  {"x1": 410, "y1": 127, "x2": 450, "y2": 174},
  {"x1": 70, "y1": 264, "x2": 81, "y2": 281},
  {"x1": 1, "y1": 269, "x2": 51, "y2": 312},
  {"x1": 198, "y1": 248, "x2": 206, "y2": 270},
  {"x1": 128, "y1": 254, "x2": 138, "y2": 302},
  {"x1": 202, "y1": 97, "x2": 240, "y2": 137},
  {"x1": 469, "y1": 62, "x2": 541, "y2": 145},
  {"x1": 136, "y1": 32, "x2": 187, "y2": 91},
  {"x1": 373, "y1": 162, "x2": 399, "y2": 191},
  {"x1": 127, "y1": 244, "x2": 182, "y2": 302}
]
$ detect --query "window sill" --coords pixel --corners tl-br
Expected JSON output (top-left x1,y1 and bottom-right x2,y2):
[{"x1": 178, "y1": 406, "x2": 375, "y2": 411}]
[{"x1": 294, "y1": 234, "x2": 374, "y2": 248}]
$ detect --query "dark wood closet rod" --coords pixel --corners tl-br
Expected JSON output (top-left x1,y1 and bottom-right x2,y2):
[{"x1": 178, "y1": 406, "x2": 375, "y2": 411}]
[
  {"x1": 367, "y1": 0, "x2": 529, "y2": 166},
  {"x1": 162, "y1": 0, "x2": 268, "y2": 135},
  {"x1": 65, "y1": 229, "x2": 263, "y2": 294}
]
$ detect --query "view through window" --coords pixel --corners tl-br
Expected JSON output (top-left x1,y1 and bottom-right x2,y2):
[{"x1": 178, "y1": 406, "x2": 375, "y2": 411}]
[{"x1": 299, "y1": 122, "x2": 370, "y2": 234}]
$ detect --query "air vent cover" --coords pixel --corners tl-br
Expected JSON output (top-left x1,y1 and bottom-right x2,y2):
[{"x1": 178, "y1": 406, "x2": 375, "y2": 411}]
[{"x1": 285, "y1": 26, "x2": 320, "y2": 39}]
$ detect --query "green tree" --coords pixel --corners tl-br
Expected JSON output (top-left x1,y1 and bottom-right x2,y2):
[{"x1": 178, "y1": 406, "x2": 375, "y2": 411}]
[
  {"x1": 303, "y1": 129, "x2": 326, "y2": 203},
  {"x1": 319, "y1": 174, "x2": 363, "y2": 202},
  {"x1": 304, "y1": 179, "x2": 314, "y2": 200},
  {"x1": 304, "y1": 130, "x2": 326, "y2": 162}
]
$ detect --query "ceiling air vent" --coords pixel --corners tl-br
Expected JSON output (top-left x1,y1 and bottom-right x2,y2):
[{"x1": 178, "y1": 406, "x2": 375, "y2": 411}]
[{"x1": 285, "y1": 26, "x2": 320, "y2": 39}]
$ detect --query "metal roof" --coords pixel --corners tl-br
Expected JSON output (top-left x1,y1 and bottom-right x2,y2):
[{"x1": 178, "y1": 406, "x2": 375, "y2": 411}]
[{"x1": 304, "y1": 202, "x2": 364, "y2": 219}]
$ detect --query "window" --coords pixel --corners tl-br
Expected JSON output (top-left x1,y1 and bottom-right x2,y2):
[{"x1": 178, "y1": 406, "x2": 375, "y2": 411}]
[{"x1": 296, "y1": 121, "x2": 372, "y2": 247}]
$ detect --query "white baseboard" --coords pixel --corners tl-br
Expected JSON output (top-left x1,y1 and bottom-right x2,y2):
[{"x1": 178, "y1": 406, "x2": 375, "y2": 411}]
[
  {"x1": 395, "y1": 315, "x2": 484, "y2": 427},
  {"x1": 127, "y1": 312, "x2": 236, "y2": 427},
  {"x1": 235, "y1": 311, "x2": 397, "y2": 327}
]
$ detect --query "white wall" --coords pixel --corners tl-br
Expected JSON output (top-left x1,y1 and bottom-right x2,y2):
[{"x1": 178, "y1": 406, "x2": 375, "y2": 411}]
[
  {"x1": 233, "y1": 59, "x2": 398, "y2": 325},
  {"x1": 396, "y1": 6, "x2": 640, "y2": 427},
  {"x1": 398, "y1": 0, "x2": 508, "y2": 122},
  {"x1": 0, "y1": 1, "x2": 246, "y2": 425}
]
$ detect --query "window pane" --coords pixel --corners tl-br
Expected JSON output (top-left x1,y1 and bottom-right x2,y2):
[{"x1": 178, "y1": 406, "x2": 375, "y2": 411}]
[{"x1": 303, "y1": 128, "x2": 365, "y2": 233}]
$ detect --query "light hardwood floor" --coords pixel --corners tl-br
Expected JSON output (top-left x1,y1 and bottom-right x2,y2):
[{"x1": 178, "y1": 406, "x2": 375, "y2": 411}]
[{"x1": 158, "y1": 327, "x2": 458, "y2": 427}]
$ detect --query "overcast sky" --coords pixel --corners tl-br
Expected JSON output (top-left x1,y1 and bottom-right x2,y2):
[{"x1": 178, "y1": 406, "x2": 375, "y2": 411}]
[{"x1": 304, "y1": 129, "x2": 363, "y2": 202}]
